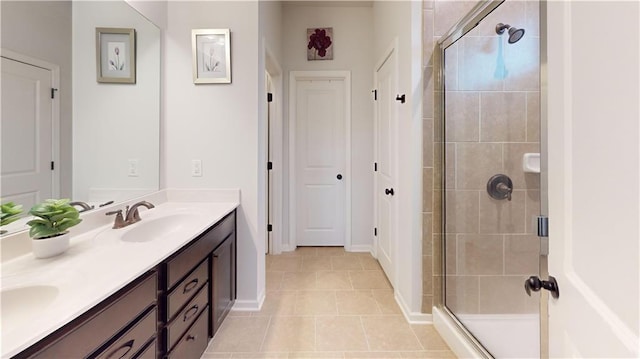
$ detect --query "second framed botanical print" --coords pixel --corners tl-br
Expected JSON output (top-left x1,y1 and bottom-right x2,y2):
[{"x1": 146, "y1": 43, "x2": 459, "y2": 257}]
[{"x1": 192, "y1": 29, "x2": 231, "y2": 84}]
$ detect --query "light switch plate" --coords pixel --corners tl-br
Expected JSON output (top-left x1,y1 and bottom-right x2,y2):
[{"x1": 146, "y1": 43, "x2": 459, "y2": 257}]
[
  {"x1": 191, "y1": 159, "x2": 202, "y2": 177},
  {"x1": 128, "y1": 159, "x2": 139, "y2": 177}
]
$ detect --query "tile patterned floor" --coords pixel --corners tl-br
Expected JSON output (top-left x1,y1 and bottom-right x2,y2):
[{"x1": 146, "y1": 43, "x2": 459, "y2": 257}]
[{"x1": 202, "y1": 247, "x2": 455, "y2": 359}]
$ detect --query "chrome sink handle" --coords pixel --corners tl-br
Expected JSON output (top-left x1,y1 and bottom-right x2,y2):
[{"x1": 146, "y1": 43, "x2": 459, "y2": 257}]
[{"x1": 125, "y1": 201, "x2": 155, "y2": 224}]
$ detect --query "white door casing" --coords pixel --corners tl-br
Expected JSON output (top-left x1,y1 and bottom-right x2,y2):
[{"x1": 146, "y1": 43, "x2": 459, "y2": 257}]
[
  {"x1": 1, "y1": 54, "x2": 58, "y2": 211},
  {"x1": 374, "y1": 43, "x2": 398, "y2": 287},
  {"x1": 289, "y1": 71, "x2": 351, "y2": 248},
  {"x1": 546, "y1": 2, "x2": 639, "y2": 357}
]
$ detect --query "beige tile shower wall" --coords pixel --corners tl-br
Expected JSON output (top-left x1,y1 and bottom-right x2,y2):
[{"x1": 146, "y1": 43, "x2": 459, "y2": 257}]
[{"x1": 423, "y1": 0, "x2": 540, "y2": 315}]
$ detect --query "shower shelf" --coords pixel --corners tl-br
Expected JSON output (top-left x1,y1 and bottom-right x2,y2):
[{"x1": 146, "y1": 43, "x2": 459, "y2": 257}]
[{"x1": 522, "y1": 153, "x2": 540, "y2": 173}]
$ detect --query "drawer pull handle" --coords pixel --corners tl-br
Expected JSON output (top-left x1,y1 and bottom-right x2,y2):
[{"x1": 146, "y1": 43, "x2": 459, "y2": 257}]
[
  {"x1": 183, "y1": 305, "x2": 199, "y2": 322},
  {"x1": 186, "y1": 334, "x2": 197, "y2": 341},
  {"x1": 106, "y1": 339, "x2": 134, "y2": 359},
  {"x1": 183, "y1": 278, "x2": 199, "y2": 294}
]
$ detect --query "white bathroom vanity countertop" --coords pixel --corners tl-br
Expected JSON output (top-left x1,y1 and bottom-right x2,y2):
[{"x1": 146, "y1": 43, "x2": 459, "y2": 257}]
[{"x1": 0, "y1": 189, "x2": 240, "y2": 358}]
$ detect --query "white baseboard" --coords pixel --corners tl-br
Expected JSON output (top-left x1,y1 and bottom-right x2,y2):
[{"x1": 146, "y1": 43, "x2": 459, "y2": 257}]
[
  {"x1": 347, "y1": 244, "x2": 372, "y2": 253},
  {"x1": 232, "y1": 291, "x2": 265, "y2": 311},
  {"x1": 394, "y1": 291, "x2": 433, "y2": 324},
  {"x1": 433, "y1": 307, "x2": 482, "y2": 359}
]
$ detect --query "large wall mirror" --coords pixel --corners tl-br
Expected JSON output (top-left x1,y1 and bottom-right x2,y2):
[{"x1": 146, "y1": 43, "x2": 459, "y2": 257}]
[{"x1": 1, "y1": 1, "x2": 160, "y2": 236}]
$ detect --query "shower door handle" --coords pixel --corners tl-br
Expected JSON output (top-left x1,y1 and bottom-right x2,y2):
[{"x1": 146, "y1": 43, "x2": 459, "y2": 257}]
[{"x1": 524, "y1": 276, "x2": 559, "y2": 299}]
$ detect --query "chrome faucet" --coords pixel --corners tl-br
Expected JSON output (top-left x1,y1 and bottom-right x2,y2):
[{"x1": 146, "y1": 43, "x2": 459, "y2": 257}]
[
  {"x1": 105, "y1": 201, "x2": 155, "y2": 229},
  {"x1": 124, "y1": 201, "x2": 155, "y2": 224},
  {"x1": 70, "y1": 201, "x2": 94, "y2": 213}
]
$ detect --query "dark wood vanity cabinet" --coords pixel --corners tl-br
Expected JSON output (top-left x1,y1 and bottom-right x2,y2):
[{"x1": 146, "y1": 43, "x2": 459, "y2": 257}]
[
  {"x1": 15, "y1": 209, "x2": 236, "y2": 359},
  {"x1": 160, "y1": 210, "x2": 237, "y2": 358},
  {"x1": 19, "y1": 271, "x2": 158, "y2": 359}
]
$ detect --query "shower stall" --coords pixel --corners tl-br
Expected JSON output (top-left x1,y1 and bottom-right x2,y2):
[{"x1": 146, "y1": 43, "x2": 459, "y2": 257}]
[{"x1": 433, "y1": 1, "x2": 544, "y2": 357}]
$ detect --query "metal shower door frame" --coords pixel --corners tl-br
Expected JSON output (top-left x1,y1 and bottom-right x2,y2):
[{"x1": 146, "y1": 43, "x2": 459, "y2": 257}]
[{"x1": 432, "y1": 0, "x2": 549, "y2": 358}]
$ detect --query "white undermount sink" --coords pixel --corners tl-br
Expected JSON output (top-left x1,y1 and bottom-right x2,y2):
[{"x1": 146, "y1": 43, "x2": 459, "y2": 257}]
[
  {"x1": 1, "y1": 285, "x2": 59, "y2": 327},
  {"x1": 120, "y1": 213, "x2": 205, "y2": 242}
]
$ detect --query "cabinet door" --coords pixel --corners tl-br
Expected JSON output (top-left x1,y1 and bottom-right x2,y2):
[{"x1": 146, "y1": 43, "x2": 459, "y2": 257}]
[{"x1": 211, "y1": 233, "x2": 235, "y2": 335}]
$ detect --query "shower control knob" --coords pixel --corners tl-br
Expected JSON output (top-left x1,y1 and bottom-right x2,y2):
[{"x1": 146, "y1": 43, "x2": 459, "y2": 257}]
[{"x1": 524, "y1": 275, "x2": 559, "y2": 299}]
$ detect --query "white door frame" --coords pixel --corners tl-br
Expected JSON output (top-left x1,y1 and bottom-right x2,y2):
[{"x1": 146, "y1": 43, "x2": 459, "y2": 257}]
[
  {"x1": 372, "y1": 40, "x2": 399, "y2": 282},
  {"x1": 0, "y1": 48, "x2": 60, "y2": 199},
  {"x1": 265, "y1": 47, "x2": 283, "y2": 255},
  {"x1": 289, "y1": 71, "x2": 352, "y2": 250}
]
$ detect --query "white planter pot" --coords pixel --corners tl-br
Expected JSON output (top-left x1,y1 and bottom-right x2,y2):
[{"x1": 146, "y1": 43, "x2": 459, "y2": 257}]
[{"x1": 32, "y1": 232, "x2": 70, "y2": 259}]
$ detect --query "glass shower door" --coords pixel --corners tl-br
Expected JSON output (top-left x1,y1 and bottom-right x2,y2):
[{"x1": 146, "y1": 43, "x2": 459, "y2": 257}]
[{"x1": 440, "y1": 1, "x2": 542, "y2": 357}]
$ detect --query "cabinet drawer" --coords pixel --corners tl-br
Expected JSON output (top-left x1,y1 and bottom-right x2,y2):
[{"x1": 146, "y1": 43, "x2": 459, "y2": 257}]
[
  {"x1": 29, "y1": 272, "x2": 157, "y2": 358},
  {"x1": 165, "y1": 211, "x2": 235, "y2": 289},
  {"x1": 166, "y1": 259, "x2": 208, "y2": 321},
  {"x1": 132, "y1": 338, "x2": 156, "y2": 359},
  {"x1": 93, "y1": 307, "x2": 156, "y2": 359},
  {"x1": 167, "y1": 308, "x2": 209, "y2": 359},
  {"x1": 166, "y1": 284, "x2": 208, "y2": 351}
]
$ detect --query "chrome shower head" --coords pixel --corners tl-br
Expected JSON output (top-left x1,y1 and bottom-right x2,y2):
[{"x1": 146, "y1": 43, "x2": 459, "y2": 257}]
[{"x1": 495, "y1": 23, "x2": 525, "y2": 44}]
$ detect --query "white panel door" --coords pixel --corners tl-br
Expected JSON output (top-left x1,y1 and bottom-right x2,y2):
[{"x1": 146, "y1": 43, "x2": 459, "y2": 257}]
[
  {"x1": 546, "y1": 2, "x2": 639, "y2": 357},
  {"x1": 374, "y1": 50, "x2": 397, "y2": 286},
  {"x1": 1, "y1": 57, "x2": 53, "y2": 211},
  {"x1": 294, "y1": 78, "x2": 346, "y2": 246}
]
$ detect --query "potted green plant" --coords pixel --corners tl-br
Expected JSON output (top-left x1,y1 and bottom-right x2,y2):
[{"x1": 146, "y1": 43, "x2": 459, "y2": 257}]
[
  {"x1": 1, "y1": 202, "x2": 23, "y2": 235},
  {"x1": 27, "y1": 199, "x2": 82, "y2": 258}
]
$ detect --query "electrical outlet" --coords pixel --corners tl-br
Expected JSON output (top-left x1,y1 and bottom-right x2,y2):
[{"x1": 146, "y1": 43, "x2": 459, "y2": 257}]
[
  {"x1": 191, "y1": 159, "x2": 202, "y2": 177},
  {"x1": 128, "y1": 159, "x2": 139, "y2": 177}
]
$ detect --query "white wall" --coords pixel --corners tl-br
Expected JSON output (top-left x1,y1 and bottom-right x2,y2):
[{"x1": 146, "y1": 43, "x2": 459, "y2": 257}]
[
  {"x1": 373, "y1": 0, "x2": 425, "y2": 319},
  {"x1": 72, "y1": 1, "x2": 160, "y2": 202},
  {"x1": 164, "y1": 1, "x2": 263, "y2": 307},
  {"x1": 282, "y1": 3, "x2": 375, "y2": 251},
  {"x1": 1, "y1": 1, "x2": 72, "y2": 198}
]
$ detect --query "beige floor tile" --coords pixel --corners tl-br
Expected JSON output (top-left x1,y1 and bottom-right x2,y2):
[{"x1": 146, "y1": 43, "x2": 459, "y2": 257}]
[
  {"x1": 302, "y1": 256, "x2": 333, "y2": 272},
  {"x1": 261, "y1": 316, "x2": 316, "y2": 352},
  {"x1": 288, "y1": 353, "x2": 344, "y2": 359},
  {"x1": 267, "y1": 271, "x2": 285, "y2": 291},
  {"x1": 255, "y1": 291, "x2": 297, "y2": 316},
  {"x1": 207, "y1": 316, "x2": 271, "y2": 352},
  {"x1": 332, "y1": 256, "x2": 365, "y2": 270},
  {"x1": 201, "y1": 353, "x2": 232, "y2": 358},
  {"x1": 316, "y1": 271, "x2": 353, "y2": 290},
  {"x1": 372, "y1": 290, "x2": 402, "y2": 314},
  {"x1": 344, "y1": 352, "x2": 402, "y2": 358},
  {"x1": 360, "y1": 316, "x2": 422, "y2": 351},
  {"x1": 227, "y1": 309, "x2": 252, "y2": 317},
  {"x1": 316, "y1": 247, "x2": 347, "y2": 256},
  {"x1": 410, "y1": 325, "x2": 450, "y2": 351},
  {"x1": 230, "y1": 353, "x2": 288, "y2": 358},
  {"x1": 350, "y1": 271, "x2": 393, "y2": 290},
  {"x1": 400, "y1": 351, "x2": 456, "y2": 358},
  {"x1": 294, "y1": 290, "x2": 338, "y2": 315},
  {"x1": 336, "y1": 290, "x2": 381, "y2": 315},
  {"x1": 293, "y1": 247, "x2": 319, "y2": 256},
  {"x1": 359, "y1": 257, "x2": 383, "y2": 270},
  {"x1": 270, "y1": 257, "x2": 303, "y2": 272},
  {"x1": 316, "y1": 316, "x2": 369, "y2": 351},
  {"x1": 282, "y1": 272, "x2": 317, "y2": 290}
]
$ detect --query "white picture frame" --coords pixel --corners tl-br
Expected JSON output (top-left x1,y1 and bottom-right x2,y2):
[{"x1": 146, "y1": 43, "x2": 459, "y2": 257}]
[{"x1": 192, "y1": 29, "x2": 231, "y2": 84}]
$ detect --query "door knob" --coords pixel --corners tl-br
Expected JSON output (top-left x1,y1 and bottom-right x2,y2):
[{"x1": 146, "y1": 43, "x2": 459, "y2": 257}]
[
  {"x1": 385, "y1": 188, "x2": 394, "y2": 196},
  {"x1": 524, "y1": 275, "x2": 559, "y2": 299},
  {"x1": 337, "y1": 174, "x2": 343, "y2": 180}
]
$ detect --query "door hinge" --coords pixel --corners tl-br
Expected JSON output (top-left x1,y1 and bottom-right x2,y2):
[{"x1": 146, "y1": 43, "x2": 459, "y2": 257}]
[
  {"x1": 374, "y1": 227, "x2": 377, "y2": 236},
  {"x1": 267, "y1": 92, "x2": 273, "y2": 103},
  {"x1": 372, "y1": 89, "x2": 377, "y2": 101},
  {"x1": 51, "y1": 88, "x2": 58, "y2": 99},
  {"x1": 374, "y1": 162, "x2": 377, "y2": 172},
  {"x1": 267, "y1": 161, "x2": 273, "y2": 170},
  {"x1": 267, "y1": 224, "x2": 273, "y2": 232},
  {"x1": 50, "y1": 161, "x2": 55, "y2": 170},
  {"x1": 537, "y1": 216, "x2": 549, "y2": 237}
]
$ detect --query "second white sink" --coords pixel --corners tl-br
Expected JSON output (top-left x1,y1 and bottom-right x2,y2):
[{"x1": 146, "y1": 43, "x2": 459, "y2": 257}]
[{"x1": 120, "y1": 214, "x2": 204, "y2": 242}]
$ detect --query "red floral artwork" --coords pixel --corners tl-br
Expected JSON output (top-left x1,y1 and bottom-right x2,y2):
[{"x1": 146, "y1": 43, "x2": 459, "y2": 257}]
[{"x1": 307, "y1": 28, "x2": 333, "y2": 60}]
